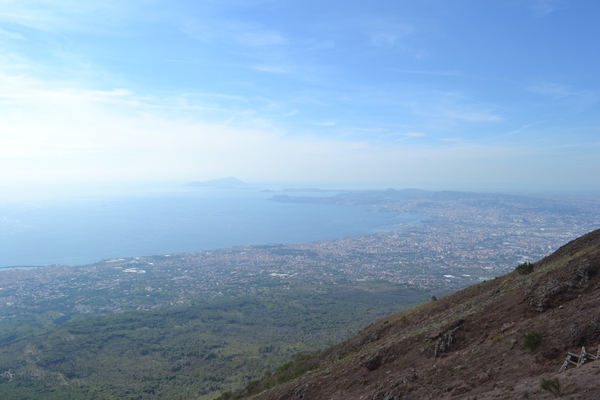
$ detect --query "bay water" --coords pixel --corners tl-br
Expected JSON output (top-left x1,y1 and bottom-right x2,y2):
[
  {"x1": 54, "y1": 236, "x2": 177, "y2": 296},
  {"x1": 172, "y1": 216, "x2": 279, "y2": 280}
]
[{"x1": 0, "y1": 188, "x2": 420, "y2": 268}]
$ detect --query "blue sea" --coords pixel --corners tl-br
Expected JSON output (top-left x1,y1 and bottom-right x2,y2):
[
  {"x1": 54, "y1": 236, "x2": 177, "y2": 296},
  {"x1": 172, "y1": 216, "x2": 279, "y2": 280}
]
[{"x1": 0, "y1": 188, "x2": 421, "y2": 268}]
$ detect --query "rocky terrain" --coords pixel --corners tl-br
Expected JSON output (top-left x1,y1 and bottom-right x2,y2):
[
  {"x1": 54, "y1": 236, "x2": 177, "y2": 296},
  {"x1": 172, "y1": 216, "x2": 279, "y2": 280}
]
[{"x1": 236, "y1": 229, "x2": 600, "y2": 399}]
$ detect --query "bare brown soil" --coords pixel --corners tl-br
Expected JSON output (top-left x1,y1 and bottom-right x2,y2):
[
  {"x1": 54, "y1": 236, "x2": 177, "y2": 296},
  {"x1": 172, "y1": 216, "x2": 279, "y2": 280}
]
[{"x1": 249, "y1": 229, "x2": 600, "y2": 400}]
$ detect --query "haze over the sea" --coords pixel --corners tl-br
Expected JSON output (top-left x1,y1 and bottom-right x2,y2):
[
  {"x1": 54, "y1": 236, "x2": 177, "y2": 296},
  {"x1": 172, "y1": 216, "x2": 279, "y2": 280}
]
[{"x1": 1, "y1": 1, "x2": 599, "y2": 201}]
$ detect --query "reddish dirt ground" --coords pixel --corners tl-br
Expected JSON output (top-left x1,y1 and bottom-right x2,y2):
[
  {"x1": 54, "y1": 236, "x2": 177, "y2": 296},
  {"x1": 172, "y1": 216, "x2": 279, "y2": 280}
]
[{"x1": 250, "y1": 229, "x2": 600, "y2": 400}]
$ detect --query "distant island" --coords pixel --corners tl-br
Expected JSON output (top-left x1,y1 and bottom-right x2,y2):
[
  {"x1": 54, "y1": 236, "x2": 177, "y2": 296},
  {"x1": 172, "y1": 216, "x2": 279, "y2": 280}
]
[{"x1": 185, "y1": 177, "x2": 249, "y2": 188}]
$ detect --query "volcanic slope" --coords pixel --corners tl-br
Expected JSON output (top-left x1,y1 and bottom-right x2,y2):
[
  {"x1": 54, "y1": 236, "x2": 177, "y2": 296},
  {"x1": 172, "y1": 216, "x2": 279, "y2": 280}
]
[{"x1": 236, "y1": 228, "x2": 600, "y2": 400}]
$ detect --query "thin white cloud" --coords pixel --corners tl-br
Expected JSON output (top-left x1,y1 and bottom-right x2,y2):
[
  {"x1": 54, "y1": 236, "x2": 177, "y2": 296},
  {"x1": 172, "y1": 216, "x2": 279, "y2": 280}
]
[
  {"x1": 526, "y1": 81, "x2": 597, "y2": 111},
  {"x1": 301, "y1": 40, "x2": 336, "y2": 52},
  {"x1": 352, "y1": 128, "x2": 387, "y2": 133},
  {"x1": 0, "y1": 28, "x2": 25, "y2": 40},
  {"x1": 407, "y1": 90, "x2": 503, "y2": 124},
  {"x1": 237, "y1": 28, "x2": 287, "y2": 47},
  {"x1": 392, "y1": 69, "x2": 459, "y2": 77},
  {"x1": 527, "y1": 82, "x2": 574, "y2": 97},
  {"x1": 0, "y1": 0, "x2": 136, "y2": 34},
  {"x1": 371, "y1": 32, "x2": 399, "y2": 47},
  {"x1": 0, "y1": 72, "x2": 597, "y2": 194},
  {"x1": 445, "y1": 111, "x2": 501, "y2": 123},
  {"x1": 0, "y1": 2, "x2": 597, "y2": 193},
  {"x1": 252, "y1": 64, "x2": 289, "y2": 74},
  {"x1": 403, "y1": 132, "x2": 425, "y2": 138},
  {"x1": 182, "y1": 19, "x2": 287, "y2": 47},
  {"x1": 283, "y1": 109, "x2": 298, "y2": 117},
  {"x1": 531, "y1": 0, "x2": 568, "y2": 17},
  {"x1": 0, "y1": 71, "x2": 378, "y2": 187},
  {"x1": 360, "y1": 19, "x2": 423, "y2": 58},
  {"x1": 492, "y1": 120, "x2": 552, "y2": 140},
  {"x1": 165, "y1": 59, "x2": 205, "y2": 64},
  {"x1": 369, "y1": 23, "x2": 413, "y2": 48},
  {"x1": 440, "y1": 137, "x2": 461, "y2": 143},
  {"x1": 313, "y1": 121, "x2": 336, "y2": 126},
  {"x1": 393, "y1": 131, "x2": 426, "y2": 142}
]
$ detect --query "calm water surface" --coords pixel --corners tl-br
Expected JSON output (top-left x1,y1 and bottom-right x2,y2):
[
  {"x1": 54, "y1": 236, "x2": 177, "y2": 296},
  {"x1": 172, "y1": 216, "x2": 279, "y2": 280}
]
[{"x1": 0, "y1": 188, "x2": 421, "y2": 268}]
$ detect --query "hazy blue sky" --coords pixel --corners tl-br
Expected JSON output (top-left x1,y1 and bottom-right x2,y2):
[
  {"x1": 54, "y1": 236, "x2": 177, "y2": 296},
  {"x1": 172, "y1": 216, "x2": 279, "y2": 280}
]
[{"x1": 1, "y1": 0, "x2": 599, "y2": 196}]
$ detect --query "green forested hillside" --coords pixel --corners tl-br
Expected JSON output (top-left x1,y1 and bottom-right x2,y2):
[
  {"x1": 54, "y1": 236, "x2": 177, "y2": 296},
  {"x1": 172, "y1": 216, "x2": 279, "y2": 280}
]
[{"x1": 0, "y1": 282, "x2": 429, "y2": 399}]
